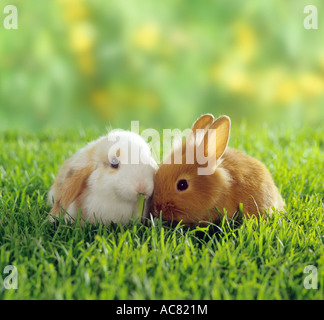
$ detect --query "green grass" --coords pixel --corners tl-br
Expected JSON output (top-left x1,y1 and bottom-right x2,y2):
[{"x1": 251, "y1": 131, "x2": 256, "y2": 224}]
[{"x1": 0, "y1": 124, "x2": 323, "y2": 300}]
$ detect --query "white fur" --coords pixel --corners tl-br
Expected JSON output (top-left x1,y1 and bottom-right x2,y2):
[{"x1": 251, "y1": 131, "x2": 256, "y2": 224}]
[{"x1": 48, "y1": 130, "x2": 158, "y2": 225}]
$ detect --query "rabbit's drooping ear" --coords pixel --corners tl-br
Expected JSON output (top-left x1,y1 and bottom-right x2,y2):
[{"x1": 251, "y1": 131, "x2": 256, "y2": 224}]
[
  {"x1": 196, "y1": 115, "x2": 231, "y2": 175},
  {"x1": 50, "y1": 163, "x2": 93, "y2": 218}
]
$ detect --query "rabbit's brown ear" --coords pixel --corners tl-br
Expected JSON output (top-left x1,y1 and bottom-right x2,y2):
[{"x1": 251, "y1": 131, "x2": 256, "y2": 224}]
[
  {"x1": 50, "y1": 163, "x2": 93, "y2": 218},
  {"x1": 196, "y1": 115, "x2": 231, "y2": 175},
  {"x1": 188, "y1": 114, "x2": 215, "y2": 147},
  {"x1": 207, "y1": 115, "x2": 231, "y2": 160},
  {"x1": 191, "y1": 114, "x2": 214, "y2": 134}
]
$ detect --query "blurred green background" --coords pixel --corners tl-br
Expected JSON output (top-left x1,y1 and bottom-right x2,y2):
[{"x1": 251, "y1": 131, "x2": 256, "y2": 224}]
[{"x1": 0, "y1": 0, "x2": 323, "y2": 131}]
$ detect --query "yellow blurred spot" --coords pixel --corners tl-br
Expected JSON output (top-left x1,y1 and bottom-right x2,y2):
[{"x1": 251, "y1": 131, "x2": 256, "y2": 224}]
[
  {"x1": 258, "y1": 69, "x2": 299, "y2": 106},
  {"x1": 57, "y1": 0, "x2": 89, "y2": 22},
  {"x1": 299, "y1": 73, "x2": 324, "y2": 97},
  {"x1": 91, "y1": 90, "x2": 109, "y2": 107},
  {"x1": 70, "y1": 22, "x2": 96, "y2": 53},
  {"x1": 132, "y1": 23, "x2": 160, "y2": 51},
  {"x1": 275, "y1": 79, "x2": 298, "y2": 104},
  {"x1": 91, "y1": 90, "x2": 113, "y2": 118},
  {"x1": 234, "y1": 22, "x2": 257, "y2": 63},
  {"x1": 210, "y1": 62, "x2": 254, "y2": 95},
  {"x1": 318, "y1": 52, "x2": 324, "y2": 70},
  {"x1": 226, "y1": 71, "x2": 254, "y2": 94},
  {"x1": 63, "y1": 5, "x2": 89, "y2": 22},
  {"x1": 144, "y1": 92, "x2": 160, "y2": 110},
  {"x1": 209, "y1": 22, "x2": 258, "y2": 96},
  {"x1": 78, "y1": 53, "x2": 95, "y2": 75}
]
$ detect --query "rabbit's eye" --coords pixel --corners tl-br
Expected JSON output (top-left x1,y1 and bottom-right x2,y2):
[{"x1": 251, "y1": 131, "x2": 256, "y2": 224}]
[
  {"x1": 177, "y1": 179, "x2": 188, "y2": 192},
  {"x1": 110, "y1": 156, "x2": 120, "y2": 169}
]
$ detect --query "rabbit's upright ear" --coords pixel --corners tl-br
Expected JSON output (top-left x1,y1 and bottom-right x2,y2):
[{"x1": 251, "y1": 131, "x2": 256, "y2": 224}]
[
  {"x1": 189, "y1": 114, "x2": 215, "y2": 146},
  {"x1": 196, "y1": 116, "x2": 231, "y2": 174},
  {"x1": 191, "y1": 114, "x2": 214, "y2": 134},
  {"x1": 208, "y1": 115, "x2": 231, "y2": 160},
  {"x1": 204, "y1": 115, "x2": 231, "y2": 160},
  {"x1": 50, "y1": 163, "x2": 93, "y2": 218}
]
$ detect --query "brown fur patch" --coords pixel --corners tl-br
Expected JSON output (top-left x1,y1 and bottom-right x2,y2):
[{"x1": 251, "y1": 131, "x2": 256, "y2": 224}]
[{"x1": 50, "y1": 163, "x2": 93, "y2": 218}]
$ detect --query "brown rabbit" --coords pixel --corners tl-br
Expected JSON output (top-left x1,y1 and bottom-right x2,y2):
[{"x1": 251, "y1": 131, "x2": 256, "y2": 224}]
[{"x1": 150, "y1": 114, "x2": 285, "y2": 224}]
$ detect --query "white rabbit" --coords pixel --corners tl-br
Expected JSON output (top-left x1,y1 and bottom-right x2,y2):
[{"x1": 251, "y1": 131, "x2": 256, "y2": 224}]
[{"x1": 48, "y1": 130, "x2": 158, "y2": 224}]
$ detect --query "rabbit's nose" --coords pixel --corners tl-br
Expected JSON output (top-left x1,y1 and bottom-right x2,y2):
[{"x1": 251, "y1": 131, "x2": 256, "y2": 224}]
[
  {"x1": 136, "y1": 184, "x2": 148, "y2": 196},
  {"x1": 155, "y1": 202, "x2": 175, "y2": 221}
]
